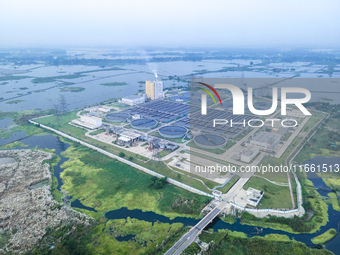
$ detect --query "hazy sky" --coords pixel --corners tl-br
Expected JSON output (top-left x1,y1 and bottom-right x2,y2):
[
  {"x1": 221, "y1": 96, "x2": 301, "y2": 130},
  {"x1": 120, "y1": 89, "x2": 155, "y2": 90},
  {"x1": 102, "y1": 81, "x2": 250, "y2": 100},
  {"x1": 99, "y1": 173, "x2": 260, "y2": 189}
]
[{"x1": 0, "y1": 0, "x2": 339, "y2": 48}]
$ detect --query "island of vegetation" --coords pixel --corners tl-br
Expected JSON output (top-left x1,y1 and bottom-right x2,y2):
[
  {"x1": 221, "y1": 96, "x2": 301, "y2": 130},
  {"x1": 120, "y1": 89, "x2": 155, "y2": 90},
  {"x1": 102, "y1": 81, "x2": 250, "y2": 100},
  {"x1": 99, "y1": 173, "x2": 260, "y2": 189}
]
[
  {"x1": 100, "y1": 82, "x2": 128, "y2": 86},
  {"x1": 59, "y1": 86, "x2": 85, "y2": 92}
]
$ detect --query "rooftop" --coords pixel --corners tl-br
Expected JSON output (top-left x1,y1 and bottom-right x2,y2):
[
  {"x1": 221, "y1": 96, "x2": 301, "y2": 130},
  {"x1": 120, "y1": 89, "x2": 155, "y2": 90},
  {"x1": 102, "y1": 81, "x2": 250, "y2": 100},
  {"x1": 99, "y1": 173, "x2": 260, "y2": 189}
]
[{"x1": 251, "y1": 132, "x2": 281, "y2": 144}]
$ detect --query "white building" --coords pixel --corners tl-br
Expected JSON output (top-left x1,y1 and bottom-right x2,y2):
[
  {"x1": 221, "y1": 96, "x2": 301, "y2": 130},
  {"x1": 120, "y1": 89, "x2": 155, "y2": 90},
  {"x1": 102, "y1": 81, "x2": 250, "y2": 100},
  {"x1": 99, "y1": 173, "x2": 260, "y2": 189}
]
[
  {"x1": 246, "y1": 187, "x2": 264, "y2": 207},
  {"x1": 240, "y1": 146, "x2": 259, "y2": 163},
  {"x1": 117, "y1": 130, "x2": 143, "y2": 145},
  {"x1": 212, "y1": 190, "x2": 222, "y2": 200},
  {"x1": 154, "y1": 80, "x2": 163, "y2": 99},
  {"x1": 145, "y1": 80, "x2": 164, "y2": 100},
  {"x1": 250, "y1": 132, "x2": 281, "y2": 152},
  {"x1": 97, "y1": 106, "x2": 111, "y2": 112},
  {"x1": 196, "y1": 239, "x2": 209, "y2": 252},
  {"x1": 72, "y1": 115, "x2": 102, "y2": 129},
  {"x1": 86, "y1": 106, "x2": 111, "y2": 113},
  {"x1": 121, "y1": 95, "x2": 146, "y2": 106}
]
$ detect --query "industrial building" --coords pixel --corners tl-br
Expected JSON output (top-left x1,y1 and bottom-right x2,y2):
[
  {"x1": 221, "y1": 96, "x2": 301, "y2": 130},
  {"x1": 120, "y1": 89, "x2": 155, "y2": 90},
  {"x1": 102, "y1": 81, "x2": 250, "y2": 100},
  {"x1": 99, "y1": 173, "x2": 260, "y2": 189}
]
[
  {"x1": 96, "y1": 106, "x2": 111, "y2": 113},
  {"x1": 72, "y1": 115, "x2": 102, "y2": 129},
  {"x1": 116, "y1": 130, "x2": 143, "y2": 146},
  {"x1": 121, "y1": 94, "x2": 146, "y2": 106},
  {"x1": 250, "y1": 132, "x2": 281, "y2": 152},
  {"x1": 246, "y1": 187, "x2": 264, "y2": 207},
  {"x1": 240, "y1": 146, "x2": 259, "y2": 163},
  {"x1": 86, "y1": 106, "x2": 111, "y2": 113},
  {"x1": 145, "y1": 80, "x2": 163, "y2": 100},
  {"x1": 159, "y1": 142, "x2": 178, "y2": 150}
]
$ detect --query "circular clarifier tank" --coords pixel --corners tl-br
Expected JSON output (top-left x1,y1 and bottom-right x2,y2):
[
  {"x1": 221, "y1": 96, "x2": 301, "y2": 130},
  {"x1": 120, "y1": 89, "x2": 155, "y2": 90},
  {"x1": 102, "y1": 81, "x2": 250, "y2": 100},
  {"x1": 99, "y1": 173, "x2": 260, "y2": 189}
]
[
  {"x1": 193, "y1": 134, "x2": 227, "y2": 149},
  {"x1": 158, "y1": 125, "x2": 187, "y2": 138},
  {"x1": 130, "y1": 118, "x2": 158, "y2": 129},
  {"x1": 105, "y1": 112, "x2": 130, "y2": 122}
]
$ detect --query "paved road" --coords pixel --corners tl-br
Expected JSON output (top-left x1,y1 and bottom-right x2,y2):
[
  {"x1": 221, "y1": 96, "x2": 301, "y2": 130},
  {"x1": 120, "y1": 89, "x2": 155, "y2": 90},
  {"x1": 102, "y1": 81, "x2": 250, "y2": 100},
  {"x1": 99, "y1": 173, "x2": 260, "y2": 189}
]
[{"x1": 164, "y1": 207, "x2": 221, "y2": 255}]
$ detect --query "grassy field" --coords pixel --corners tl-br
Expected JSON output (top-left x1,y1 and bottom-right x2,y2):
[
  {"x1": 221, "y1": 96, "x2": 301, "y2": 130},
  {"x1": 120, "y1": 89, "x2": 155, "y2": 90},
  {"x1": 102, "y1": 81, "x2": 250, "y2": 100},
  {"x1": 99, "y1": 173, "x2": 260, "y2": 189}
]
[
  {"x1": 327, "y1": 192, "x2": 340, "y2": 211},
  {"x1": 0, "y1": 110, "x2": 213, "y2": 255},
  {"x1": 0, "y1": 141, "x2": 28, "y2": 149},
  {"x1": 302, "y1": 111, "x2": 327, "y2": 133},
  {"x1": 59, "y1": 142, "x2": 210, "y2": 219},
  {"x1": 321, "y1": 176, "x2": 340, "y2": 193},
  {"x1": 311, "y1": 228, "x2": 337, "y2": 244},
  {"x1": 198, "y1": 229, "x2": 332, "y2": 255},
  {"x1": 241, "y1": 171, "x2": 329, "y2": 235},
  {"x1": 243, "y1": 177, "x2": 293, "y2": 209},
  {"x1": 256, "y1": 156, "x2": 290, "y2": 182},
  {"x1": 294, "y1": 114, "x2": 339, "y2": 164},
  {"x1": 89, "y1": 129, "x2": 105, "y2": 136},
  {"x1": 90, "y1": 218, "x2": 183, "y2": 254},
  {"x1": 220, "y1": 174, "x2": 240, "y2": 193},
  {"x1": 154, "y1": 148, "x2": 174, "y2": 158}
]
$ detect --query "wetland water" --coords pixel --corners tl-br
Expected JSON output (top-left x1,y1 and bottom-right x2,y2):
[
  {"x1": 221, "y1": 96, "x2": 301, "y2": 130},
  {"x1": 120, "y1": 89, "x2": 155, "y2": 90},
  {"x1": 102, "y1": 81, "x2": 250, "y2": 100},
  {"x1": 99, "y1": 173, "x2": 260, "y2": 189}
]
[
  {"x1": 1, "y1": 62, "x2": 340, "y2": 112},
  {"x1": 1, "y1": 134, "x2": 339, "y2": 253}
]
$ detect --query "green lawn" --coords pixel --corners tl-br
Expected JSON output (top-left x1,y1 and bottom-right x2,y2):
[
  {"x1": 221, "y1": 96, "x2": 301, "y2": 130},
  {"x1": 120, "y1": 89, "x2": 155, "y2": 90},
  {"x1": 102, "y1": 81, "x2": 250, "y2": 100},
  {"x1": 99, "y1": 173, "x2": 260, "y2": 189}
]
[
  {"x1": 294, "y1": 115, "x2": 340, "y2": 163},
  {"x1": 198, "y1": 229, "x2": 332, "y2": 255},
  {"x1": 327, "y1": 192, "x2": 340, "y2": 211},
  {"x1": 89, "y1": 129, "x2": 105, "y2": 136},
  {"x1": 243, "y1": 177, "x2": 293, "y2": 209},
  {"x1": 59, "y1": 142, "x2": 210, "y2": 219},
  {"x1": 219, "y1": 174, "x2": 240, "y2": 193},
  {"x1": 91, "y1": 218, "x2": 183, "y2": 254}
]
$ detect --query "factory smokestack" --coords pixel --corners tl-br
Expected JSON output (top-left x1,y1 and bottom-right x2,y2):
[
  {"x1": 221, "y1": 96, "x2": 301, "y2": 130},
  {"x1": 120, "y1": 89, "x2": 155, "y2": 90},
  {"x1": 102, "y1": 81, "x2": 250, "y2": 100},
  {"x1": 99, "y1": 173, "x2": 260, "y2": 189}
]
[{"x1": 152, "y1": 68, "x2": 158, "y2": 80}]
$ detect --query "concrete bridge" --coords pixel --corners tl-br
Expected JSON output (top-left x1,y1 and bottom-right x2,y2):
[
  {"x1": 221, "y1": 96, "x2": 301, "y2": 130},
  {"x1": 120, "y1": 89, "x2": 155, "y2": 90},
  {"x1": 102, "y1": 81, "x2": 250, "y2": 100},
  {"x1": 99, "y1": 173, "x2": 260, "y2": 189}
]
[{"x1": 164, "y1": 206, "x2": 222, "y2": 255}]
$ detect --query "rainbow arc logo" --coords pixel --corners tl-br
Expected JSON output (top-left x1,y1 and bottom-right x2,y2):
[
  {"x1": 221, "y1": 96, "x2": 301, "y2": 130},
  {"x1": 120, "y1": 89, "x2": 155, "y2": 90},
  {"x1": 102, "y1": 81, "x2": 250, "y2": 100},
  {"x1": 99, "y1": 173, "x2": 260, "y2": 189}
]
[{"x1": 198, "y1": 82, "x2": 222, "y2": 115}]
